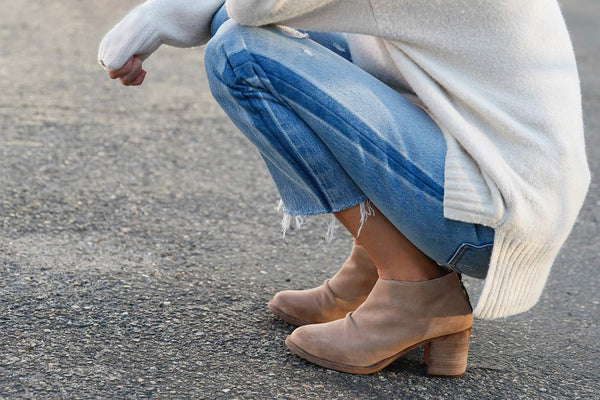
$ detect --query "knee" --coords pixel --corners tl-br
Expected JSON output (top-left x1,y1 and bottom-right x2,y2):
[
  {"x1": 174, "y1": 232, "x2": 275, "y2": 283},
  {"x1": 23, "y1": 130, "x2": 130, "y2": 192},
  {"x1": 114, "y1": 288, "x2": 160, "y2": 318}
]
[
  {"x1": 204, "y1": 21, "x2": 260, "y2": 80},
  {"x1": 204, "y1": 19, "x2": 237, "y2": 82},
  {"x1": 205, "y1": 22, "x2": 279, "y2": 98},
  {"x1": 204, "y1": 20, "x2": 251, "y2": 101}
]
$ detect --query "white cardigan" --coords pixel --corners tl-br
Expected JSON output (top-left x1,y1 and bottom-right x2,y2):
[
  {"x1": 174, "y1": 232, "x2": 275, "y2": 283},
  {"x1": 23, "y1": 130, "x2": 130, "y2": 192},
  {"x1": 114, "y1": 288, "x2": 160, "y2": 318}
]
[{"x1": 99, "y1": 0, "x2": 591, "y2": 319}]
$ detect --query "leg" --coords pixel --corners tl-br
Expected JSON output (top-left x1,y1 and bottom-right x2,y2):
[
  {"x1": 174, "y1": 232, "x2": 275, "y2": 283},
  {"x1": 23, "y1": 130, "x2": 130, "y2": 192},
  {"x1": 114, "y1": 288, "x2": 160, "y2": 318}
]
[
  {"x1": 335, "y1": 204, "x2": 444, "y2": 282},
  {"x1": 204, "y1": 21, "x2": 492, "y2": 376},
  {"x1": 205, "y1": 21, "x2": 493, "y2": 276}
]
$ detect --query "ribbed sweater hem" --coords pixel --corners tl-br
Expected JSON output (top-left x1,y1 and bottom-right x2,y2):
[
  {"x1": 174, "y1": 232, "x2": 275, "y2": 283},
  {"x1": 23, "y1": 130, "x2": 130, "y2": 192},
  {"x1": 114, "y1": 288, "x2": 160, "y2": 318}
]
[{"x1": 472, "y1": 228, "x2": 558, "y2": 319}]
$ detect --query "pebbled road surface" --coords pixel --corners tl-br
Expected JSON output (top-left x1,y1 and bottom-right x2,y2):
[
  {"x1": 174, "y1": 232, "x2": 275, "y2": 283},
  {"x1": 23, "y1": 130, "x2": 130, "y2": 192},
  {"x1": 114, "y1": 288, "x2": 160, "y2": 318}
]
[{"x1": 1, "y1": 1, "x2": 598, "y2": 399}]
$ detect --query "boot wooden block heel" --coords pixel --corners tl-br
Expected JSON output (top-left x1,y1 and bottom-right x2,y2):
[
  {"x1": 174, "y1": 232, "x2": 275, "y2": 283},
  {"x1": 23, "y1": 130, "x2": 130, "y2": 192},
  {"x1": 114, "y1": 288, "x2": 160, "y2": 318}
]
[{"x1": 424, "y1": 328, "x2": 471, "y2": 377}]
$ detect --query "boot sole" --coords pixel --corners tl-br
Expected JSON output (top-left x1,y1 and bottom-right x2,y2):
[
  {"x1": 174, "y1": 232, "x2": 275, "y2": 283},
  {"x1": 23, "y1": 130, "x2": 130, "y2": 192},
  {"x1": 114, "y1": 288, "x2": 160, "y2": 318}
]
[
  {"x1": 285, "y1": 328, "x2": 472, "y2": 377},
  {"x1": 267, "y1": 301, "x2": 311, "y2": 326}
]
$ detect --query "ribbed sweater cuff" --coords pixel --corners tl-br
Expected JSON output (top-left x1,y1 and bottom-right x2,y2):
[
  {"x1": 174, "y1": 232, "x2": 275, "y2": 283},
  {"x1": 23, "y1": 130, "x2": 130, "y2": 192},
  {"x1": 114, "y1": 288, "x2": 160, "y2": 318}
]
[
  {"x1": 473, "y1": 230, "x2": 558, "y2": 319},
  {"x1": 98, "y1": 14, "x2": 162, "y2": 71}
]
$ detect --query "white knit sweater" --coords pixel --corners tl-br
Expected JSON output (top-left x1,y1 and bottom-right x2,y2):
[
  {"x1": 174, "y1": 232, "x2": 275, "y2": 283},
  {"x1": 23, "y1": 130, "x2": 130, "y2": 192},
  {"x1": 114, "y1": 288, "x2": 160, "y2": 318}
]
[{"x1": 98, "y1": 0, "x2": 591, "y2": 319}]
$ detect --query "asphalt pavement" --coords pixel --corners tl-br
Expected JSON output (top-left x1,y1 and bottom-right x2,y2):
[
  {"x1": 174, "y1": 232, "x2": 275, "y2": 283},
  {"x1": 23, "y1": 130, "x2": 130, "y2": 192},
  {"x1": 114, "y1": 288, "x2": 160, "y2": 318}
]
[{"x1": 1, "y1": 1, "x2": 598, "y2": 399}]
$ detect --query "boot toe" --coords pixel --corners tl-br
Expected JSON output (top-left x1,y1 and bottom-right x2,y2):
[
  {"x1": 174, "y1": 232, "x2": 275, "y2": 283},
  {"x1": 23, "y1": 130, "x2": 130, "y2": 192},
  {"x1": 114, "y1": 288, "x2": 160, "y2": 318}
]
[
  {"x1": 286, "y1": 324, "x2": 335, "y2": 365},
  {"x1": 286, "y1": 320, "x2": 363, "y2": 370},
  {"x1": 268, "y1": 290, "x2": 312, "y2": 326}
]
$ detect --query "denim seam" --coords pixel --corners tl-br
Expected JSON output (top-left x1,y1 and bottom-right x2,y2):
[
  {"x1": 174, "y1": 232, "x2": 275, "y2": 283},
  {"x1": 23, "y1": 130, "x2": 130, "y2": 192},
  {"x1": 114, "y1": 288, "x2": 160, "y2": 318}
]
[{"x1": 447, "y1": 242, "x2": 494, "y2": 268}]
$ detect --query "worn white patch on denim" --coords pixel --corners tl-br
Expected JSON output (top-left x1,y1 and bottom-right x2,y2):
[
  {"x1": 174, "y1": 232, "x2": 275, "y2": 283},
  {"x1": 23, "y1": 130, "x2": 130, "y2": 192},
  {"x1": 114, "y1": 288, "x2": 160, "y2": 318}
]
[{"x1": 274, "y1": 25, "x2": 309, "y2": 39}]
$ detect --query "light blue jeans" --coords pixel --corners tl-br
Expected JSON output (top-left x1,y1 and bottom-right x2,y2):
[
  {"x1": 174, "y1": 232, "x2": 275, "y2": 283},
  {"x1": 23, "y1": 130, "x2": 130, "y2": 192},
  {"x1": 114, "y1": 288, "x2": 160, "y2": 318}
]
[{"x1": 205, "y1": 7, "x2": 494, "y2": 279}]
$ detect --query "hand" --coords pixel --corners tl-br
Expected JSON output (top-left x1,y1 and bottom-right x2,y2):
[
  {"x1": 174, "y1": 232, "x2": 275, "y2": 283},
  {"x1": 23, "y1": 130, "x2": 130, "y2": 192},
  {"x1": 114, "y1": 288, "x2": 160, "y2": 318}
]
[{"x1": 107, "y1": 56, "x2": 147, "y2": 86}]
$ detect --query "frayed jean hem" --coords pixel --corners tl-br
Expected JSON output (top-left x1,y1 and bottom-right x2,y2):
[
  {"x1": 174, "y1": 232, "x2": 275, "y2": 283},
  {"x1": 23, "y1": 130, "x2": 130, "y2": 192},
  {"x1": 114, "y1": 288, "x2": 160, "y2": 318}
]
[{"x1": 276, "y1": 197, "x2": 373, "y2": 243}]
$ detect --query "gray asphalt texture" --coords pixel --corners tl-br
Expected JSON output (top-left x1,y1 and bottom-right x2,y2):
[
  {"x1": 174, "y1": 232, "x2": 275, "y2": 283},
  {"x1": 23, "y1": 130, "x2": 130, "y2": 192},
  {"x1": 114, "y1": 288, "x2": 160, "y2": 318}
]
[{"x1": 1, "y1": 1, "x2": 598, "y2": 399}]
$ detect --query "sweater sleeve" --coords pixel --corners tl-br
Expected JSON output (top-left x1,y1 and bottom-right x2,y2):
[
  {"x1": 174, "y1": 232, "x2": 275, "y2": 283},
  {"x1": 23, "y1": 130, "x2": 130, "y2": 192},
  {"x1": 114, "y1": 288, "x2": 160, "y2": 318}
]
[
  {"x1": 225, "y1": 0, "x2": 379, "y2": 36},
  {"x1": 98, "y1": 0, "x2": 224, "y2": 71}
]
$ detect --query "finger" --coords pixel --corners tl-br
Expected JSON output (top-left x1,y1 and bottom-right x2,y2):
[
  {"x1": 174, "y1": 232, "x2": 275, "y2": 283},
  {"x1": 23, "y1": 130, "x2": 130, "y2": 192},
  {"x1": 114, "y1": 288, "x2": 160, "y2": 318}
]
[
  {"x1": 120, "y1": 69, "x2": 144, "y2": 86},
  {"x1": 108, "y1": 58, "x2": 131, "y2": 79},
  {"x1": 107, "y1": 57, "x2": 133, "y2": 80},
  {"x1": 119, "y1": 57, "x2": 143, "y2": 85},
  {"x1": 129, "y1": 70, "x2": 147, "y2": 86}
]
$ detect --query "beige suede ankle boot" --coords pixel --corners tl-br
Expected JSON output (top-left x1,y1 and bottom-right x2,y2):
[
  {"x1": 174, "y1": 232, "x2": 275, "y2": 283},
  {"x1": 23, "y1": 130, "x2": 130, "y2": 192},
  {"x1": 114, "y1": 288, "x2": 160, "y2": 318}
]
[
  {"x1": 285, "y1": 271, "x2": 473, "y2": 377},
  {"x1": 268, "y1": 244, "x2": 379, "y2": 326}
]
